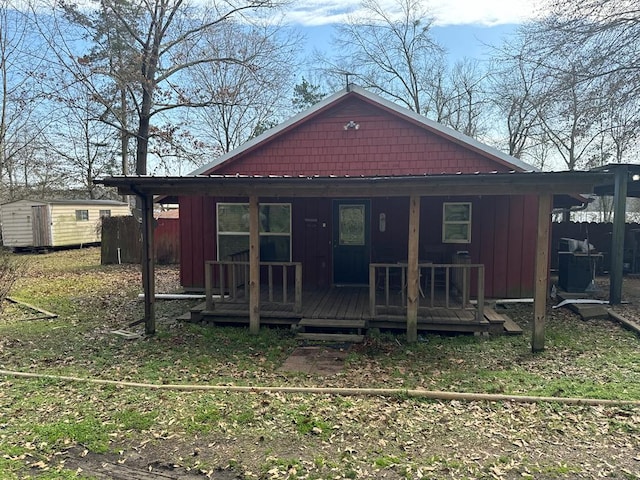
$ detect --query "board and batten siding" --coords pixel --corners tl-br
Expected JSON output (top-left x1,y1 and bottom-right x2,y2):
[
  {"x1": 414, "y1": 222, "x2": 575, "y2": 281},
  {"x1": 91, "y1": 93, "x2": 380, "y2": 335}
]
[{"x1": 1, "y1": 200, "x2": 130, "y2": 248}]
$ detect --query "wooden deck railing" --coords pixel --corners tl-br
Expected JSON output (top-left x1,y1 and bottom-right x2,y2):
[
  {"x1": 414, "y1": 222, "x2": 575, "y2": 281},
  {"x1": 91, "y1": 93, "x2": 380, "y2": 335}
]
[
  {"x1": 204, "y1": 260, "x2": 302, "y2": 313},
  {"x1": 369, "y1": 263, "x2": 485, "y2": 321}
]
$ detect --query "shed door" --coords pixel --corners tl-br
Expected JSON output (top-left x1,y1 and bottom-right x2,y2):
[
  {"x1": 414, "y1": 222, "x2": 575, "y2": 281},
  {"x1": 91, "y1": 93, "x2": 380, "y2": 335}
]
[
  {"x1": 332, "y1": 200, "x2": 370, "y2": 285},
  {"x1": 31, "y1": 205, "x2": 52, "y2": 247}
]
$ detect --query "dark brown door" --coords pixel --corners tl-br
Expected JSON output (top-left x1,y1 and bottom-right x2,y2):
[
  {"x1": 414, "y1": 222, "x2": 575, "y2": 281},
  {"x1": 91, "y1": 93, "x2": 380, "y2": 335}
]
[{"x1": 31, "y1": 205, "x2": 52, "y2": 247}]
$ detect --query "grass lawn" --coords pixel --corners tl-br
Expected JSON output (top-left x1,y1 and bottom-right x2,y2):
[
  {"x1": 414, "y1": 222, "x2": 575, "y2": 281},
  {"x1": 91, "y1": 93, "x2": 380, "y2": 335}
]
[{"x1": 1, "y1": 247, "x2": 639, "y2": 479}]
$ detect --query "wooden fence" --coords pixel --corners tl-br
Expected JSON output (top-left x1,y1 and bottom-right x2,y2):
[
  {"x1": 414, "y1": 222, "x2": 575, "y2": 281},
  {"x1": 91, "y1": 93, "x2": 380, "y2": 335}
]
[{"x1": 101, "y1": 215, "x2": 180, "y2": 265}]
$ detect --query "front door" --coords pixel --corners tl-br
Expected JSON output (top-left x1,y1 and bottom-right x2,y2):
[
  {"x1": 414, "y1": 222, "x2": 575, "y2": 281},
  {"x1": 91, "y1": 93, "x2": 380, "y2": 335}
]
[{"x1": 332, "y1": 199, "x2": 370, "y2": 285}]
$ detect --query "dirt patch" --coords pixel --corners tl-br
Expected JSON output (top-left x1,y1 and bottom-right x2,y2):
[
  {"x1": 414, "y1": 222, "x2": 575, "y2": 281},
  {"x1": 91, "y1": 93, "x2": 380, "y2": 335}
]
[
  {"x1": 61, "y1": 446, "x2": 239, "y2": 479},
  {"x1": 279, "y1": 345, "x2": 350, "y2": 375}
]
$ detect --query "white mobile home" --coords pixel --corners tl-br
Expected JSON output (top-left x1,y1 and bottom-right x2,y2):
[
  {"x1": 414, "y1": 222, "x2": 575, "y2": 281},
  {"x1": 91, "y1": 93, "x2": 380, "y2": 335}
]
[{"x1": 0, "y1": 199, "x2": 131, "y2": 249}]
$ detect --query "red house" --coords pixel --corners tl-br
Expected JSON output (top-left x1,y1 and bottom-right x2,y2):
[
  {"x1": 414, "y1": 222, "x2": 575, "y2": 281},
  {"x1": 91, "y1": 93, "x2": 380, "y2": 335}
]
[
  {"x1": 99, "y1": 85, "x2": 610, "y2": 349},
  {"x1": 182, "y1": 86, "x2": 543, "y2": 296}
]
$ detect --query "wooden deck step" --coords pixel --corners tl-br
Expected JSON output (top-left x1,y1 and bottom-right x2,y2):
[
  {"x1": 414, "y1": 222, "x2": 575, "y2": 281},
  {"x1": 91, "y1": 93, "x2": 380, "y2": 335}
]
[
  {"x1": 483, "y1": 307, "x2": 506, "y2": 324},
  {"x1": 502, "y1": 317, "x2": 523, "y2": 335},
  {"x1": 299, "y1": 318, "x2": 366, "y2": 329},
  {"x1": 297, "y1": 333, "x2": 365, "y2": 343},
  {"x1": 484, "y1": 306, "x2": 523, "y2": 335}
]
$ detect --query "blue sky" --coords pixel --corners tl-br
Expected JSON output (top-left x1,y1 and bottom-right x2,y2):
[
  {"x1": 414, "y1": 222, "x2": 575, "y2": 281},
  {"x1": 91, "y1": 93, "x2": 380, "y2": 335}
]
[
  {"x1": 282, "y1": 0, "x2": 542, "y2": 63},
  {"x1": 303, "y1": 23, "x2": 519, "y2": 63}
]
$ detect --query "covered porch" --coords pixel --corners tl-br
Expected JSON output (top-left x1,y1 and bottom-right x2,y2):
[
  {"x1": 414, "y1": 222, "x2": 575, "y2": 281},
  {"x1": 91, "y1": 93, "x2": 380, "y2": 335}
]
[
  {"x1": 97, "y1": 170, "x2": 612, "y2": 351},
  {"x1": 196, "y1": 259, "x2": 488, "y2": 338}
]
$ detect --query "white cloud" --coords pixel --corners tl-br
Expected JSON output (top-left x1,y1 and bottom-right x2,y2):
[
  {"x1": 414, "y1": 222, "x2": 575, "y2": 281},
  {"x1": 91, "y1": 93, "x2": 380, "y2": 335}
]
[
  {"x1": 282, "y1": 0, "x2": 542, "y2": 27},
  {"x1": 430, "y1": 0, "x2": 541, "y2": 26}
]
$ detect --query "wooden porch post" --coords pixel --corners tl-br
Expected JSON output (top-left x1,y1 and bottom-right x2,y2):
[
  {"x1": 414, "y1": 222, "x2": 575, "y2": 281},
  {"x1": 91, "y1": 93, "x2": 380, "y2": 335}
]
[
  {"x1": 532, "y1": 193, "x2": 552, "y2": 352},
  {"x1": 610, "y1": 165, "x2": 628, "y2": 305},
  {"x1": 407, "y1": 194, "x2": 420, "y2": 343},
  {"x1": 140, "y1": 194, "x2": 156, "y2": 335},
  {"x1": 249, "y1": 196, "x2": 261, "y2": 334}
]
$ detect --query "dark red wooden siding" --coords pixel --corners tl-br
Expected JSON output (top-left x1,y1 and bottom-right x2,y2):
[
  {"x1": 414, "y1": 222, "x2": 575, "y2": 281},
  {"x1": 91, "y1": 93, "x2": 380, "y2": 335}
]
[
  {"x1": 181, "y1": 194, "x2": 538, "y2": 297},
  {"x1": 292, "y1": 198, "x2": 331, "y2": 288},
  {"x1": 155, "y1": 217, "x2": 180, "y2": 264},
  {"x1": 179, "y1": 196, "x2": 215, "y2": 289},
  {"x1": 467, "y1": 195, "x2": 538, "y2": 298}
]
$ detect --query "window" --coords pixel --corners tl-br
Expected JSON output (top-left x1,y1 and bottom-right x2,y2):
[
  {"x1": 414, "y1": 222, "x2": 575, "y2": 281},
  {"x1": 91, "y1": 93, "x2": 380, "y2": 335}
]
[
  {"x1": 217, "y1": 203, "x2": 291, "y2": 262},
  {"x1": 442, "y1": 202, "x2": 472, "y2": 243},
  {"x1": 338, "y1": 204, "x2": 365, "y2": 245},
  {"x1": 99, "y1": 209, "x2": 111, "y2": 218},
  {"x1": 75, "y1": 209, "x2": 89, "y2": 221}
]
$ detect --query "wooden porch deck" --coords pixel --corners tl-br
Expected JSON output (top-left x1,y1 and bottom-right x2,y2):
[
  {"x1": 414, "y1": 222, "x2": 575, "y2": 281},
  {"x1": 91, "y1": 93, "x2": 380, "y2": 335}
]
[{"x1": 189, "y1": 286, "x2": 495, "y2": 334}]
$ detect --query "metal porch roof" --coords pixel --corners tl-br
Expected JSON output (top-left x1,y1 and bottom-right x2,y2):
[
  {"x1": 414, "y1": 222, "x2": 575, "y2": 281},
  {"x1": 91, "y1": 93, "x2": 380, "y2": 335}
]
[{"x1": 96, "y1": 170, "x2": 612, "y2": 201}]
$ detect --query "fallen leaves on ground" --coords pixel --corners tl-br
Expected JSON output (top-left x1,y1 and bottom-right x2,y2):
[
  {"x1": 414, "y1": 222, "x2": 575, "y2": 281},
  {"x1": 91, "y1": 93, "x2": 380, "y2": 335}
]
[{"x1": 1, "y1": 248, "x2": 640, "y2": 478}]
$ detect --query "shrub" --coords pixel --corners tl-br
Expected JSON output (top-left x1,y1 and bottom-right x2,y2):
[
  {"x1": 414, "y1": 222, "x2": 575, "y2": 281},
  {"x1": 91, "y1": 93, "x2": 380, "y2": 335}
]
[{"x1": 0, "y1": 249, "x2": 22, "y2": 312}]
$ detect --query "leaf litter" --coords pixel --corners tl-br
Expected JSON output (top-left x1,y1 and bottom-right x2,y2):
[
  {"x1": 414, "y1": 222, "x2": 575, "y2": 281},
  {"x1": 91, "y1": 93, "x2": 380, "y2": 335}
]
[{"x1": 0, "y1": 248, "x2": 639, "y2": 478}]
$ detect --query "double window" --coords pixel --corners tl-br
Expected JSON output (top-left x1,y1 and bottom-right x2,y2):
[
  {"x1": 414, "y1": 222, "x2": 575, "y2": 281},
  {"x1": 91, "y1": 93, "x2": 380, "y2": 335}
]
[{"x1": 217, "y1": 203, "x2": 291, "y2": 262}]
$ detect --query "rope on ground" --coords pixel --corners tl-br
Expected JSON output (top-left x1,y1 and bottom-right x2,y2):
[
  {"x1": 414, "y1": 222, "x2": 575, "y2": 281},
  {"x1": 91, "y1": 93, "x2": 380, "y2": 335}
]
[{"x1": 1, "y1": 368, "x2": 639, "y2": 407}]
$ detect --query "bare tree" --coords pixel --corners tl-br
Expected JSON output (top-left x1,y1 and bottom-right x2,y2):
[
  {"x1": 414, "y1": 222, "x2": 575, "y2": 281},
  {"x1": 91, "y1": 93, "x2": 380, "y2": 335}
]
[
  {"x1": 48, "y1": 78, "x2": 118, "y2": 198},
  {"x1": 324, "y1": 0, "x2": 494, "y2": 139},
  {"x1": 536, "y1": 64, "x2": 605, "y2": 170},
  {"x1": 540, "y1": 0, "x2": 640, "y2": 95},
  {"x1": 328, "y1": 0, "x2": 444, "y2": 115},
  {"x1": 39, "y1": 0, "x2": 284, "y2": 178},
  {"x1": 5, "y1": 132, "x2": 68, "y2": 199},
  {"x1": 0, "y1": 2, "x2": 53, "y2": 200},
  {"x1": 184, "y1": 19, "x2": 300, "y2": 156},
  {"x1": 424, "y1": 61, "x2": 454, "y2": 124},
  {"x1": 491, "y1": 17, "x2": 634, "y2": 171},
  {"x1": 446, "y1": 59, "x2": 489, "y2": 139},
  {"x1": 498, "y1": 0, "x2": 640, "y2": 170},
  {"x1": 600, "y1": 84, "x2": 640, "y2": 164},
  {"x1": 487, "y1": 35, "x2": 547, "y2": 160}
]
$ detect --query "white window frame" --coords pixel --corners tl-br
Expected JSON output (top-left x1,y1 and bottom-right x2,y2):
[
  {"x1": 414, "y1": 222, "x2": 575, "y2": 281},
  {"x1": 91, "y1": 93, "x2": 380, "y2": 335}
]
[
  {"x1": 216, "y1": 202, "x2": 292, "y2": 261},
  {"x1": 442, "y1": 202, "x2": 472, "y2": 244}
]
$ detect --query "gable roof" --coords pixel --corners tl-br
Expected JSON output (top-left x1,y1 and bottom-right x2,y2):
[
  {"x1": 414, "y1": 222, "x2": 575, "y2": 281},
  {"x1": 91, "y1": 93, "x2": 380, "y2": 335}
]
[{"x1": 191, "y1": 84, "x2": 538, "y2": 176}]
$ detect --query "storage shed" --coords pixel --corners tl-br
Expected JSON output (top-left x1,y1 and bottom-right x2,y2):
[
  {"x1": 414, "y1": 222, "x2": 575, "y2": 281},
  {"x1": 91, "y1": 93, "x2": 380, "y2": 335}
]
[{"x1": 0, "y1": 199, "x2": 131, "y2": 249}]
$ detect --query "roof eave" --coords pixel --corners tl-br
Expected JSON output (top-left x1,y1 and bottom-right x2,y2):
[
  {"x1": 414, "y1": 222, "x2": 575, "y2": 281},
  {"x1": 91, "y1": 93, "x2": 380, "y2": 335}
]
[{"x1": 96, "y1": 171, "x2": 613, "y2": 199}]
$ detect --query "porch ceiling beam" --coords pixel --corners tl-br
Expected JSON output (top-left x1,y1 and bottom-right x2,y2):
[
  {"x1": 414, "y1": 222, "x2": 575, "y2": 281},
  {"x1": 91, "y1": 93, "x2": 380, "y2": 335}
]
[{"x1": 97, "y1": 172, "x2": 612, "y2": 199}]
